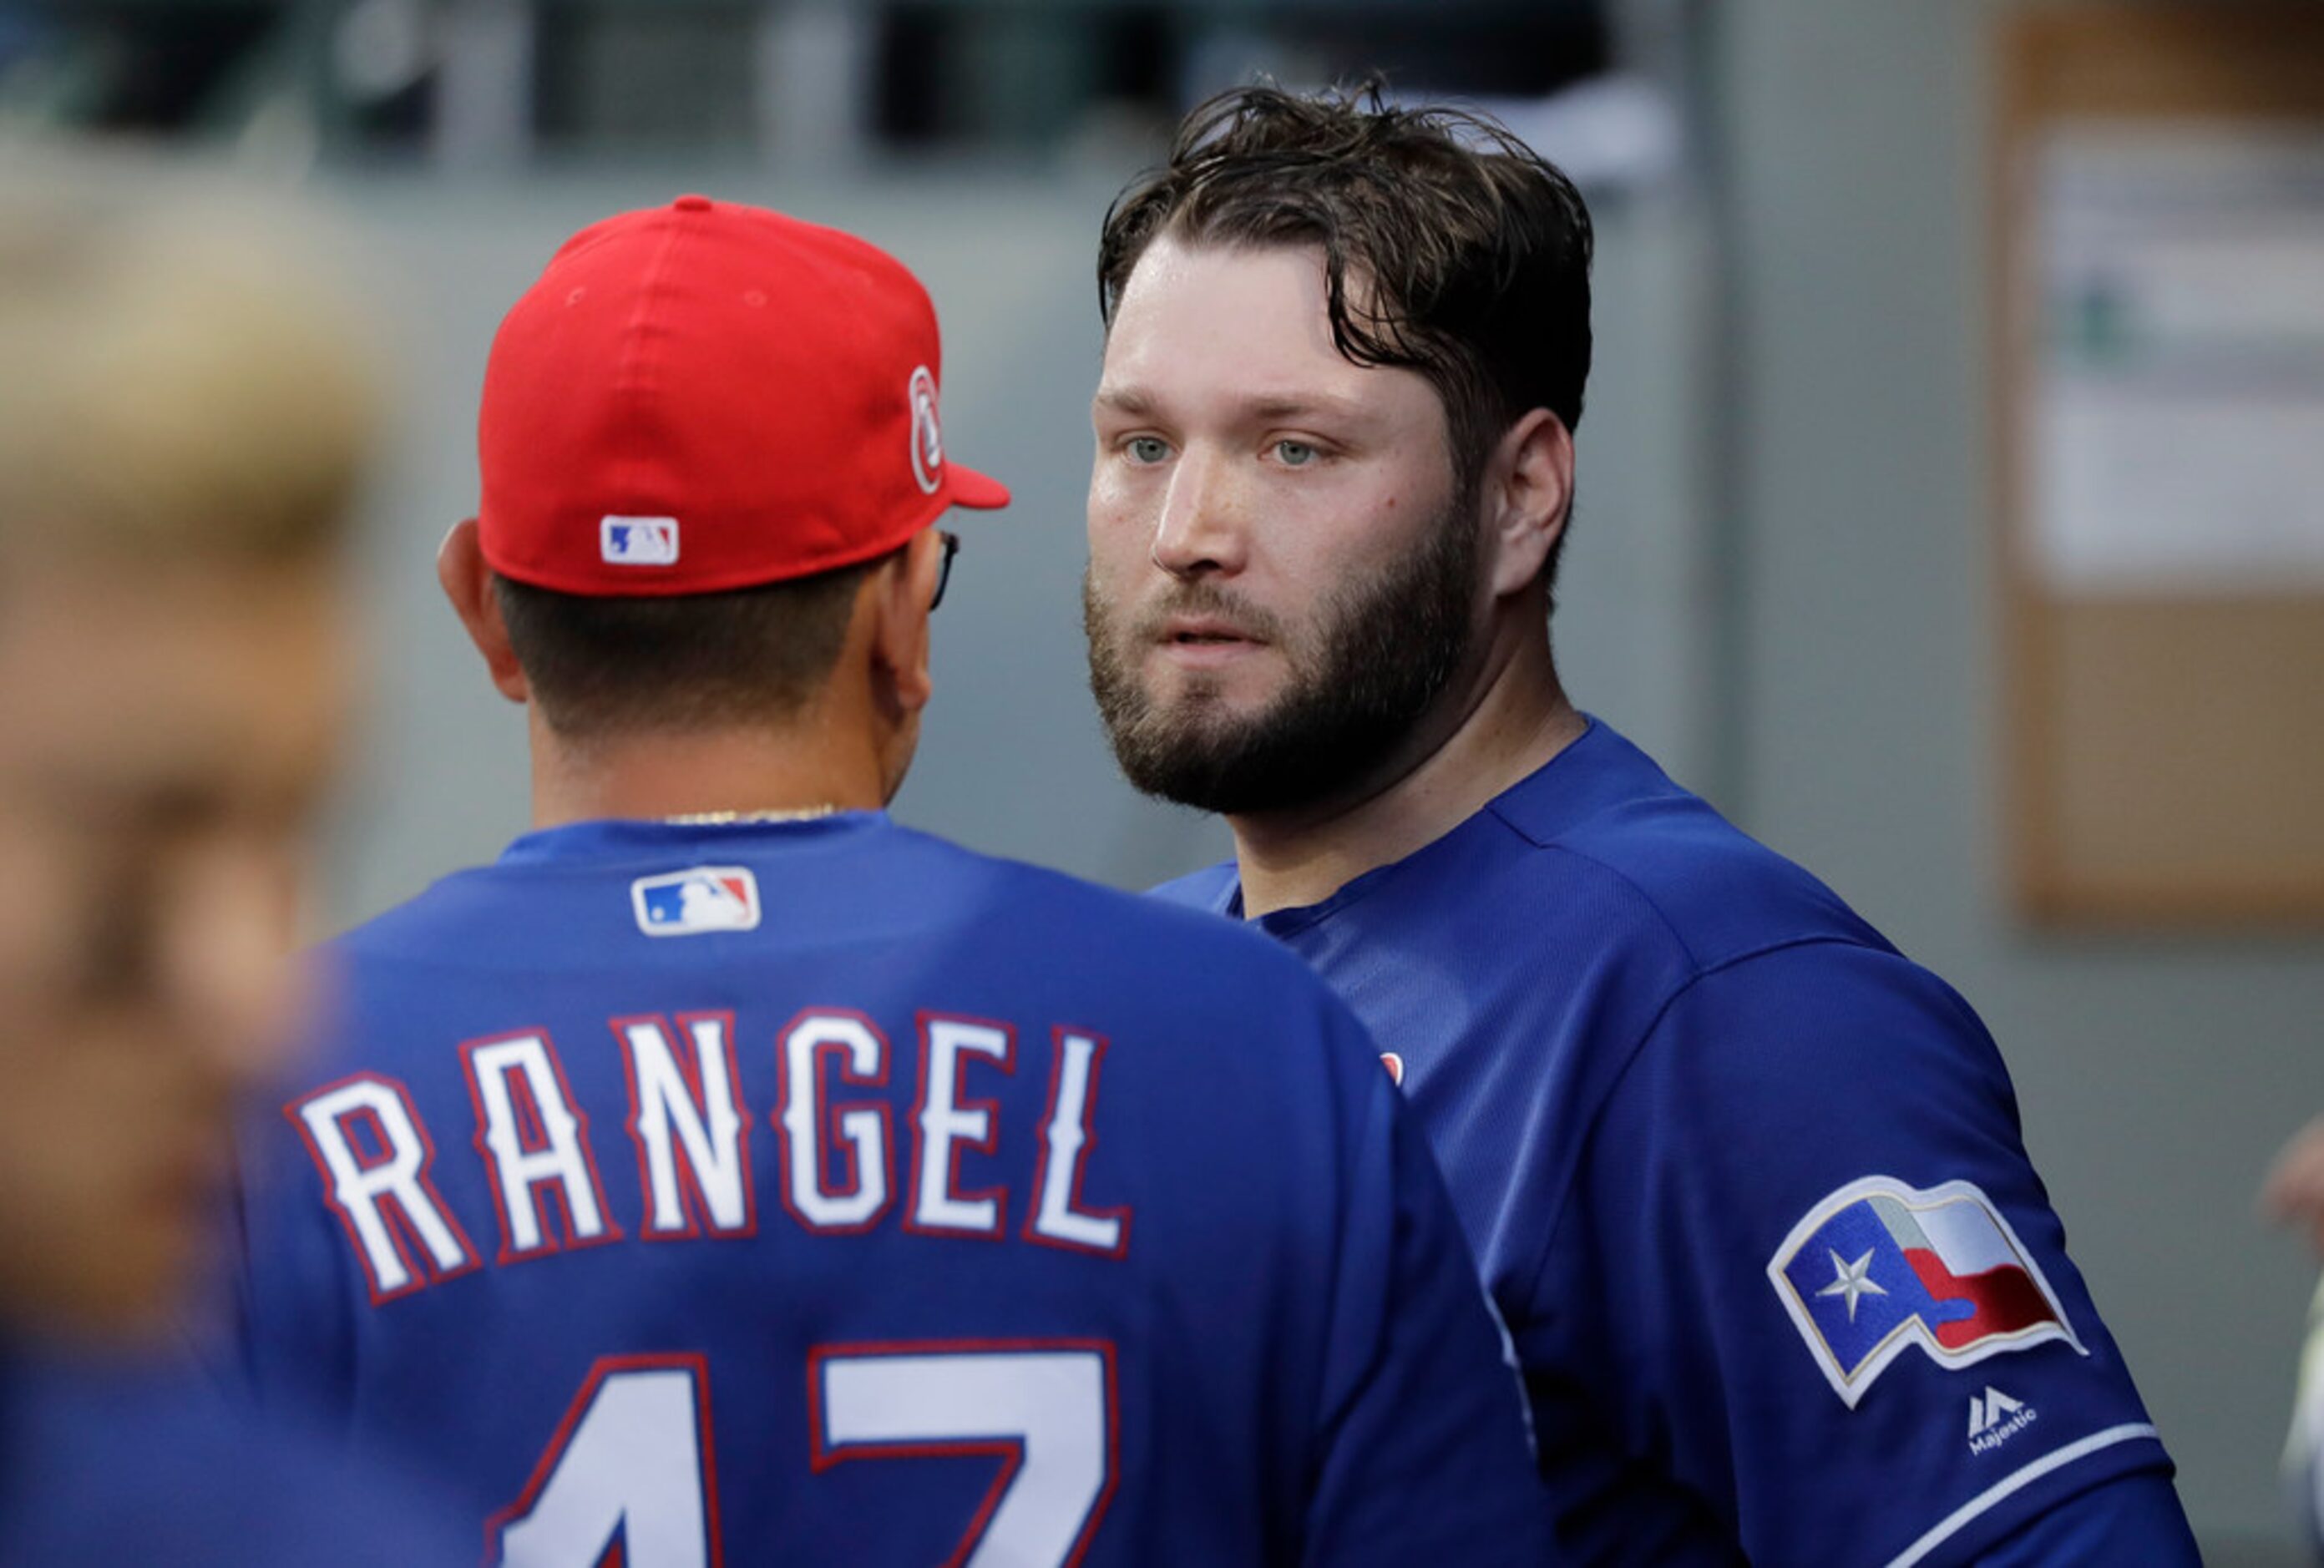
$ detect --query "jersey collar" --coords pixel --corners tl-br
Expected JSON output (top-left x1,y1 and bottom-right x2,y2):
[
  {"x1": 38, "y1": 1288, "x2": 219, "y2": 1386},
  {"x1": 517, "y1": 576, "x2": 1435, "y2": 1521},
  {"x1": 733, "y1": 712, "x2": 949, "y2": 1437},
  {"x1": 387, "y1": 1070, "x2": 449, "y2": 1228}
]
[
  {"x1": 494, "y1": 810, "x2": 889, "y2": 868},
  {"x1": 1213, "y1": 715, "x2": 1676, "y2": 933}
]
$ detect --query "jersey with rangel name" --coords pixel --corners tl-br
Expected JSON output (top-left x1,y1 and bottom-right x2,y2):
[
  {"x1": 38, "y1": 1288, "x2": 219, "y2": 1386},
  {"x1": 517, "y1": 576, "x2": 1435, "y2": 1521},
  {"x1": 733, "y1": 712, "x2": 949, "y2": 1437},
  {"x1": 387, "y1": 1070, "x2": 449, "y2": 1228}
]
[
  {"x1": 1155, "y1": 719, "x2": 2194, "y2": 1566},
  {"x1": 233, "y1": 813, "x2": 1544, "y2": 1567}
]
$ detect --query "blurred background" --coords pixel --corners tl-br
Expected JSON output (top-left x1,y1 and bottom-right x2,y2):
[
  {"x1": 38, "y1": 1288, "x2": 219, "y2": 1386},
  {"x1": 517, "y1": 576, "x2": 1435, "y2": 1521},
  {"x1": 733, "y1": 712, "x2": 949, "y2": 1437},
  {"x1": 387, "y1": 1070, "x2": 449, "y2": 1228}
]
[{"x1": 3, "y1": 0, "x2": 2319, "y2": 1559}]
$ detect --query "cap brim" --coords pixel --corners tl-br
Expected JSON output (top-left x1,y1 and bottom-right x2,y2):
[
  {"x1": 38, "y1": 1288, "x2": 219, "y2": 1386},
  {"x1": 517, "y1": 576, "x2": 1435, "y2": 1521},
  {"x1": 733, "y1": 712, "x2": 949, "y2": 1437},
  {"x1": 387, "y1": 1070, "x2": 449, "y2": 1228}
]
[{"x1": 945, "y1": 463, "x2": 1011, "y2": 510}]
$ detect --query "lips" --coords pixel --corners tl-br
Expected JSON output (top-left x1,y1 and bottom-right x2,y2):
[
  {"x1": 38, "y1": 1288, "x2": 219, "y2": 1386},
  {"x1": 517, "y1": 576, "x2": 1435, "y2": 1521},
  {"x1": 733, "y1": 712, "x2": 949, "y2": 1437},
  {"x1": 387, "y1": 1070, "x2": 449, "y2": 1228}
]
[
  {"x1": 1157, "y1": 615, "x2": 1263, "y2": 649},
  {"x1": 1150, "y1": 618, "x2": 1270, "y2": 673}
]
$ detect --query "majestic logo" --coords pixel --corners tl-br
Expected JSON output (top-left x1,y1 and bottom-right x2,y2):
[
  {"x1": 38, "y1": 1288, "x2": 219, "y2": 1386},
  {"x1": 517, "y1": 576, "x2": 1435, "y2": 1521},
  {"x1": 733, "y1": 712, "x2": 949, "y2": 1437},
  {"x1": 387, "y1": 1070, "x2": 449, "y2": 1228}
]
[
  {"x1": 1768, "y1": 1176, "x2": 2083, "y2": 1407},
  {"x1": 1380, "y1": 1052, "x2": 1405, "y2": 1086},
  {"x1": 600, "y1": 515, "x2": 680, "y2": 566},
  {"x1": 907, "y1": 365, "x2": 943, "y2": 496},
  {"x1": 1967, "y1": 1386, "x2": 2037, "y2": 1454},
  {"x1": 630, "y1": 867, "x2": 760, "y2": 937}
]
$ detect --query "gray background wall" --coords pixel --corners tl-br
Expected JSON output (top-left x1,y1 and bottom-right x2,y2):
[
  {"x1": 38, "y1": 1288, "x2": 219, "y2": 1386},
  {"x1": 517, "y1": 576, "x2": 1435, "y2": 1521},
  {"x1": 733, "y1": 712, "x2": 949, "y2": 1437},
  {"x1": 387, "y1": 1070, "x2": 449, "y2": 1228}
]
[{"x1": 306, "y1": 1, "x2": 2323, "y2": 1555}]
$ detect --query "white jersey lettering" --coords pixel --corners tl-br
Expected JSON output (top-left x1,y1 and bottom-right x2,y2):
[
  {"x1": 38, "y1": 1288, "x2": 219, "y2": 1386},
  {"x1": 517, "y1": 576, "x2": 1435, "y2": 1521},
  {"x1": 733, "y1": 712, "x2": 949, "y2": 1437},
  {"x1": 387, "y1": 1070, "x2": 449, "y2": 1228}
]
[
  {"x1": 909, "y1": 1016, "x2": 1015, "y2": 1236},
  {"x1": 617, "y1": 1014, "x2": 753, "y2": 1237},
  {"x1": 1029, "y1": 1031, "x2": 1128, "y2": 1255},
  {"x1": 777, "y1": 1011, "x2": 892, "y2": 1232},
  {"x1": 295, "y1": 1007, "x2": 1136, "y2": 1297},
  {"x1": 463, "y1": 1032, "x2": 620, "y2": 1260},
  {"x1": 290, "y1": 1075, "x2": 477, "y2": 1301}
]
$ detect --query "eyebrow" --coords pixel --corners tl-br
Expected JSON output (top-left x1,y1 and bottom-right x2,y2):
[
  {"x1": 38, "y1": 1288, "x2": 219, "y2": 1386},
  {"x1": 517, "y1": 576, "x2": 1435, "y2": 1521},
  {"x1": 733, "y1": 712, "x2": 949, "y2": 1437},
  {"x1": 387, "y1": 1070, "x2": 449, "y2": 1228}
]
[
  {"x1": 1091, "y1": 385, "x2": 1159, "y2": 418},
  {"x1": 1241, "y1": 393, "x2": 1370, "y2": 425},
  {"x1": 1091, "y1": 386, "x2": 1375, "y2": 427}
]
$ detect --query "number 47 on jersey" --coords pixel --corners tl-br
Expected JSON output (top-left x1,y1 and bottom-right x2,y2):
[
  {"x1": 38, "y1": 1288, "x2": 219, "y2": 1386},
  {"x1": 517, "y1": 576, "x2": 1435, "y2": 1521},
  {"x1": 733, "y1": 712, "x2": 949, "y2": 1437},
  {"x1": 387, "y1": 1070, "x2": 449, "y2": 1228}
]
[{"x1": 490, "y1": 1341, "x2": 1118, "y2": 1567}]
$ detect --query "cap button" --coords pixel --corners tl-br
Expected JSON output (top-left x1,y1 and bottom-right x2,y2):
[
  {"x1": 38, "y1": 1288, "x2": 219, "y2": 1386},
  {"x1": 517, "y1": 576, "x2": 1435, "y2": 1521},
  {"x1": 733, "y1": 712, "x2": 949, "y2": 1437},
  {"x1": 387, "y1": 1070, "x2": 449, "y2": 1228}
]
[{"x1": 673, "y1": 194, "x2": 712, "y2": 212}]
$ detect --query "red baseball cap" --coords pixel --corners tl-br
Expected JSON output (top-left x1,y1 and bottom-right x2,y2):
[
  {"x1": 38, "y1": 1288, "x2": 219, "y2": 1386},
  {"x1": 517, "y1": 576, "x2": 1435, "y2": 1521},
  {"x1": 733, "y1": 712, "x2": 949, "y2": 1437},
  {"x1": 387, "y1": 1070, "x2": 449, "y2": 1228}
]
[{"x1": 476, "y1": 194, "x2": 1009, "y2": 596}]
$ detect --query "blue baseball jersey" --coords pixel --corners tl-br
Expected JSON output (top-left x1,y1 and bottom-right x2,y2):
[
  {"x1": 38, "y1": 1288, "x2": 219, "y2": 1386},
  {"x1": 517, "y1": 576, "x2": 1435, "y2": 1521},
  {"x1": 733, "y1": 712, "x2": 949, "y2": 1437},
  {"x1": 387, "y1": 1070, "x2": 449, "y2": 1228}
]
[
  {"x1": 232, "y1": 813, "x2": 1546, "y2": 1566},
  {"x1": 1155, "y1": 720, "x2": 2195, "y2": 1565},
  {"x1": 0, "y1": 1348, "x2": 465, "y2": 1565}
]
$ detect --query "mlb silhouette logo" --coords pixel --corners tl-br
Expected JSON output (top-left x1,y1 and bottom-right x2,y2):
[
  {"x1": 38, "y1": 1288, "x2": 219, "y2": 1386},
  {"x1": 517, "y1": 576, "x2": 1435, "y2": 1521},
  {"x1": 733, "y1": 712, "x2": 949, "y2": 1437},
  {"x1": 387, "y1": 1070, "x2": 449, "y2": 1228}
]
[
  {"x1": 631, "y1": 867, "x2": 760, "y2": 936},
  {"x1": 600, "y1": 515, "x2": 680, "y2": 566}
]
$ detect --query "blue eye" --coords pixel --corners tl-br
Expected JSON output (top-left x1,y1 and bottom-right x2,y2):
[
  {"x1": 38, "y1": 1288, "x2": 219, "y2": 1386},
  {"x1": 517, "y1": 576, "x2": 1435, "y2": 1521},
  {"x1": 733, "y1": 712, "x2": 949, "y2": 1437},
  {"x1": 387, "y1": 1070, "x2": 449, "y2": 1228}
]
[
  {"x1": 1274, "y1": 440, "x2": 1317, "y2": 467},
  {"x1": 1127, "y1": 437, "x2": 1170, "y2": 464}
]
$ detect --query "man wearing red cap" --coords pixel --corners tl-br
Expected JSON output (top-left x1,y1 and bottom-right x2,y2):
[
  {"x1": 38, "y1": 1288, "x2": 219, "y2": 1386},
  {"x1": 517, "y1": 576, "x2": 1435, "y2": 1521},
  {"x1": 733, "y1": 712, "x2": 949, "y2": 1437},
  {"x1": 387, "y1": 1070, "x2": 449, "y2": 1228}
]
[{"x1": 228, "y1": 195, "x2": 1549, "y2": 1565}]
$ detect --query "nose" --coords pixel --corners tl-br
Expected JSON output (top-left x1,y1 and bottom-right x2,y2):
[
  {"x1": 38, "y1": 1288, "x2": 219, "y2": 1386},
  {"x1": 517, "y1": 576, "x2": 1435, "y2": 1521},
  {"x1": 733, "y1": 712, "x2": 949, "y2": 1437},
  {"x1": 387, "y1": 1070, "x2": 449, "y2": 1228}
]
[
  {"x1": 1149, "y1": 448, "x2": 1248, "y2": 579},
  {"x1": 159, "y1": 841, "x2": 311, "y2": 1090}
]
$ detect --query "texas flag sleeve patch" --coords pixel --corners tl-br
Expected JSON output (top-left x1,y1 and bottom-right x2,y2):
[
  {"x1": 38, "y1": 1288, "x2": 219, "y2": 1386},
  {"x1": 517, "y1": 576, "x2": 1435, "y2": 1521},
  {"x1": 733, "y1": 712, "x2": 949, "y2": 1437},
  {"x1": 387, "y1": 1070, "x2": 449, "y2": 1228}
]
[{"x1": 1767, "y1": 1176, "x2": 2084, "y2": 1407}]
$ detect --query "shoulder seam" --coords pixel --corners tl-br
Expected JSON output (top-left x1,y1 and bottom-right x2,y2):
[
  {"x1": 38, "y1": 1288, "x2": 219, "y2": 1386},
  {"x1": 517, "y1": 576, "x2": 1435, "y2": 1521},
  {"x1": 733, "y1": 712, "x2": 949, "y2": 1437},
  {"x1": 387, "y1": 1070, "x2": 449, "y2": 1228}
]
[
  {"x1": 1528, "y1": 836, "x2": 1709, "y2": 972},
  {"x1": 1522, "y1": 839, "x2": 1882, "y2": 982},
  {"x1": 1519, "y1": 933, "x2": 1890, "y2": 1305}
]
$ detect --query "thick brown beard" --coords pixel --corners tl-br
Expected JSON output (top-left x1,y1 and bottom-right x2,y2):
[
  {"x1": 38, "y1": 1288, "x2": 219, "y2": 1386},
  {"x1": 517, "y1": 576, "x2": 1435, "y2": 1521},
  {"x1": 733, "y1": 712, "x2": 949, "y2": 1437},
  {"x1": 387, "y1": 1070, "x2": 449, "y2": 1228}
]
[{"x1": 1083, "y1": 498, "x2": 1478, "y2": 817}]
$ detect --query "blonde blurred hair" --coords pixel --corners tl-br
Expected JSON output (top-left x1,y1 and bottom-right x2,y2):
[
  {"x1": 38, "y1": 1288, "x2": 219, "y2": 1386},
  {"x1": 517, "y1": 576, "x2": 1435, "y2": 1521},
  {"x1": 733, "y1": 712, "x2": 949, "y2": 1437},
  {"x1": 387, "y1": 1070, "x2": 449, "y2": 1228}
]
[{"x1": 0, "y1": 155, "x2": 381, "y2": 567}]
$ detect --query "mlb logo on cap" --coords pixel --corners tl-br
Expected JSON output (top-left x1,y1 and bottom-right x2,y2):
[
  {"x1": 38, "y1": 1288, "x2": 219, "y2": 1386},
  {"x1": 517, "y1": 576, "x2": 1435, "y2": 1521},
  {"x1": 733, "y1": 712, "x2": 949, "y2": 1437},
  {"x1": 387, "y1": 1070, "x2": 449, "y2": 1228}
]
[
  {"x1": 631, "y1": 867, "x2": 761, "y2": 937},
  {"x1": 601, "y1": 516, "x2": 679, "y2": 567}
]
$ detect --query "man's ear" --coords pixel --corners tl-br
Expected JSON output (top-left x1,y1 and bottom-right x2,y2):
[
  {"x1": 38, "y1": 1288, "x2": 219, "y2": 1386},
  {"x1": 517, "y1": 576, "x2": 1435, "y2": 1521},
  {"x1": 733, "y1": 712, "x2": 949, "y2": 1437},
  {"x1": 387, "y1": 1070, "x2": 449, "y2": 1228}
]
[
  {"x1": 436, "y1": 518, "x2": 529, "y2": 704},
  {"x1": 1482, "y1": 409, "x2": 1574, "y2": 599},
  {"x1": 866, "y1": 529, "x2": 943, "y2": 719}
]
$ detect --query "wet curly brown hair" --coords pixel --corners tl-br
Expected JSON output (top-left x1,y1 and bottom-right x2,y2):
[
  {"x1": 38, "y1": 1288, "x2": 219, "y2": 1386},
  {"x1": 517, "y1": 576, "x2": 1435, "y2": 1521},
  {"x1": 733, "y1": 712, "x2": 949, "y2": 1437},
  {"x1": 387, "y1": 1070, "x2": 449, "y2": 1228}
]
[{"x1": 1097, "y1": 79, "x2": 1594, "y2": 568}]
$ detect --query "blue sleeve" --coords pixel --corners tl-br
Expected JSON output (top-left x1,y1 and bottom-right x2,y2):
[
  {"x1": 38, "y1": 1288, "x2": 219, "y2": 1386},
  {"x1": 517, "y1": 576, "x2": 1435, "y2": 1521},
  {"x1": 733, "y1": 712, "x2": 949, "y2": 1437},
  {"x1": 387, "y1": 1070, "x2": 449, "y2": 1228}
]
[
  {"x1": 1304, "y1": 1024, "x2": 1551, "y2": 1566},
  {"x1": 1537, "y1": 941, "x2": 2185, "y2": 1565},
  {"x1": 1970, "y1": 1474, "x2": 2199, "y2": 1565}
]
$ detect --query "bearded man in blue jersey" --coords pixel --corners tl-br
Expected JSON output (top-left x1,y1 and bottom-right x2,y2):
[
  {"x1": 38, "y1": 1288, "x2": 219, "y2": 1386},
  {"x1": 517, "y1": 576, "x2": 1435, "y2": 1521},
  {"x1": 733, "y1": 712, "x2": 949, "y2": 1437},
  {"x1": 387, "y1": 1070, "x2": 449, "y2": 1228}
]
[{"x1": 1084, "y1": 83, "x2": 2199, "y2": 1565}]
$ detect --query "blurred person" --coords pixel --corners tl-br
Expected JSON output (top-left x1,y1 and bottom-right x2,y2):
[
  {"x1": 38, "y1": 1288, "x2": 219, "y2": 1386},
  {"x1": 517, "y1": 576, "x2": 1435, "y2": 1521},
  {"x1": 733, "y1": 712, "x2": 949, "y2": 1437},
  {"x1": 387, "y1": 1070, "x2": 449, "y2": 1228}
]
[
  {"x1": 230, "y1": 195, "x2": 1550, "y2": 1565},
  {"x1": 2258, "y1": 1117, "x2": 2324, "y2": 1557},
  {"x1": 2278, "y1": 1274, "x2": 2324, "y2": 1563},
  {"x1": 2264, "y1": 1117, "x2": 2324, "y2": 1257},
  {"x1": 0, "y1": 159, "x2": 463, "y2": 1562},
  {"x1": 1084, "y1": 83, "x2": 2198, "y2": 1565}
]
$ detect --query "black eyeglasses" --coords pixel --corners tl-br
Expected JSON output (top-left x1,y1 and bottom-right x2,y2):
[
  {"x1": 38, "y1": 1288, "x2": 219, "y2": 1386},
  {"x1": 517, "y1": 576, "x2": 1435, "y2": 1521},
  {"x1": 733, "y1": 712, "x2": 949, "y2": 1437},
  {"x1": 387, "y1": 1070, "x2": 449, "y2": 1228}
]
[{"x1": 931, "y1": 530, "x2": 961, "y2": 611}]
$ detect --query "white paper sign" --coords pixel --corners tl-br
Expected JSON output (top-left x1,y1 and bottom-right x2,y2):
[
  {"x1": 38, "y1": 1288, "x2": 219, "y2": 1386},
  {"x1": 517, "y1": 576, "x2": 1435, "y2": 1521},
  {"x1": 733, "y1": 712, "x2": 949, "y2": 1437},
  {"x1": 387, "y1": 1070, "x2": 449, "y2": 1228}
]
[{"x1": 2032, "y1": 126, "x2": 2324, "y2": 593}]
